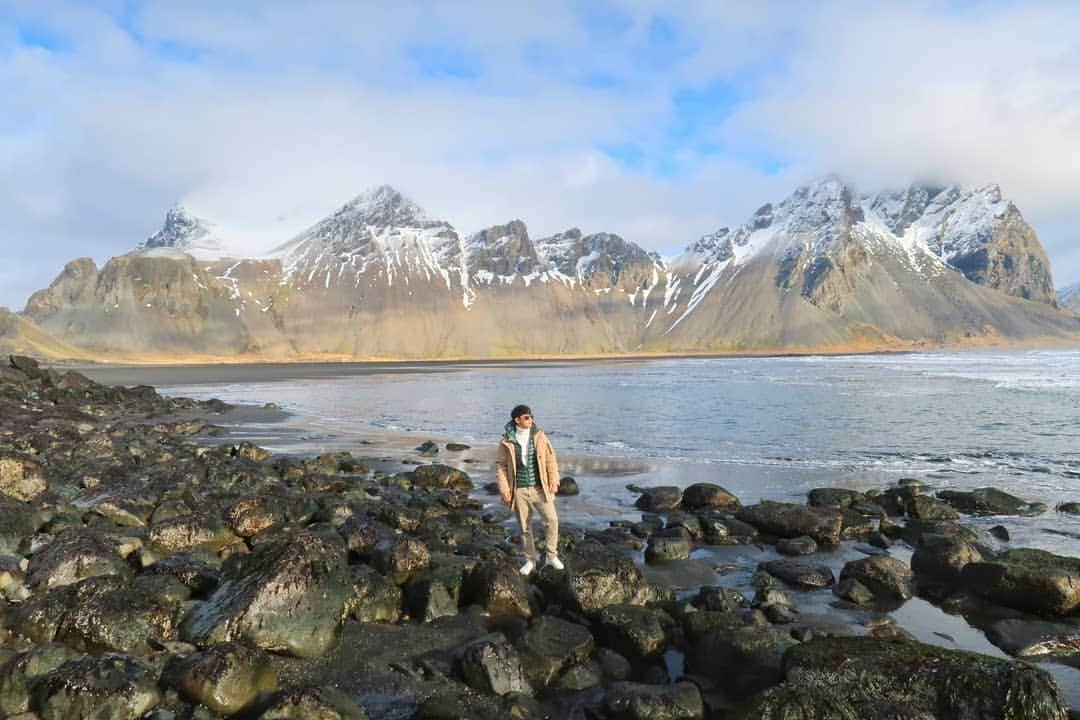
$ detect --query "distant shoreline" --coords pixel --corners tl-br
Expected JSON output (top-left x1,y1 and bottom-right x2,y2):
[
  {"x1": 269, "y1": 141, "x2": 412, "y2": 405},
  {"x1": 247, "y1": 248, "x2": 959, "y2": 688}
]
[{"x1": 53, "y1": 333, "x2": 1080, "y2": 378}]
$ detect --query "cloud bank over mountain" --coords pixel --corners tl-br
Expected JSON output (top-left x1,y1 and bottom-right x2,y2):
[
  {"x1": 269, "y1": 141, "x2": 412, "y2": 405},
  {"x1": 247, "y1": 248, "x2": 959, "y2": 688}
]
[{"x1": 2, "y1": 1, "x2": 1080, "y2": 309}]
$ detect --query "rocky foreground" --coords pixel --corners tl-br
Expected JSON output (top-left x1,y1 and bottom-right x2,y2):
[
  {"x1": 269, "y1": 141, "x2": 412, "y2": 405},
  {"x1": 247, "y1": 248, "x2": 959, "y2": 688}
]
[{"x1": 0, "y1": 355, "x2": 1078, "y2": 719}]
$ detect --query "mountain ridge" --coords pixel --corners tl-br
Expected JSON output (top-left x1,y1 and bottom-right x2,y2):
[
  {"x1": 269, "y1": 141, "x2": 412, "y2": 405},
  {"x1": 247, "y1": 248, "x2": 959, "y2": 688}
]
[{"x1": 19, "y1": 177, "x2": 1080, "y2": 360}]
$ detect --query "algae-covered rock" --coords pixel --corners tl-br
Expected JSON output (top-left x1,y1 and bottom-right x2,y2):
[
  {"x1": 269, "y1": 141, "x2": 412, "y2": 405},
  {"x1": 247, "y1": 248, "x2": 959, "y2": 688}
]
[
  {"x1": 404, "y1": 464, "x2": 472, "y2": 490},
  {"x1": 634, "y1": 486, "x2": 683, "y2": 512},
  {"x1": 773, "y1": 637, "x2": 1067, "y2": 719},
  {"x1": 57, "y1": 574, "x2": 189, "y2": 654},
  {"x1": 260, "y1": 686, "x2": 368, "y2": 719},
  {"x1": 162, "y1": 641, "x2": 279, "y2": 716},
  {"x1": 459, "y1": 640, "x2": 529, "y2": 697},
  {"x1": 549, "y1": 541, "x2": 645, "y2": 613},
  {"x1": 147, "y1": 513, "x2": 238, "y2": 554},
  {"x1": 515, "y1": 615, "x2": 594, "y2": 689},
  {"x1": 963, "y1": 548, "x2": 1080, "y2": 616},
  {"x1": 761, "y1": 559, "x2": 835, "y2": 589},
  {"x1": 680, "y1": 483, "x2": 740, "y2": 511},
  {"x1": 0, "y1": 644, "x2": 82, "y2": 716},
  {"x1": 26, "y1": 528, "x2": 129, "y2": 589},
  {"x1": 29, "y1": 654, "x2": 161, "y2": 720},
  {"x1": 461, "y1": 560, "x2": 531, "y2": 619},
  {"x1": 346, "y1": 565, "x2": 402, "y2": 623},
  {"x1": 0, "y1": 499, "x2": 36, "y2": 555},
  {"x1": 806, "y1": 488, "x2": 863, "y2": 509},
  {"x1": 838, "y1": 555, "x2": 913, "y2": 603},
  {"x1": 603, "y1": 681, "x2": 704, "y2": 720},
  {"x1": 0, "y1": 454, "x2": 47, "y2": 501},
  {"x1": 735, "y1": 502, "x2": 843, "y2": 546},
  {"x1": 180, "y1": 531, "x2": 350, "y2": 658},
  {"x1": 644, "y1": 527, "x2": 692, "y2": 563},
  {"x1": 595, "y1": 604, "x2": 668, "y2": 665},
  {"x1": 370, "y1": 536, "x2": 430, "y2": 584},
  {"x1": 938, "y1": 487, "x2": 1047, "y2": 516}
]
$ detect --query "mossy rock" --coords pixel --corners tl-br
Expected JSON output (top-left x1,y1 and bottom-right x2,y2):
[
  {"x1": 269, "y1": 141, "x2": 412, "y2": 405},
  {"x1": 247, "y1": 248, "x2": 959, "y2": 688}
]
[{"x1": 774, "y1": 636, "x2": 1067, "y2": 719}]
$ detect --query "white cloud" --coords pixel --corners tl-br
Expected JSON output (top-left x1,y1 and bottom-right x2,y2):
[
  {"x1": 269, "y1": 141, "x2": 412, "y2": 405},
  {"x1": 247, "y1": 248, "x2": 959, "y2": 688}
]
[{"x1": 1, "y1": 0, "x2": 1079, "y2": 311}]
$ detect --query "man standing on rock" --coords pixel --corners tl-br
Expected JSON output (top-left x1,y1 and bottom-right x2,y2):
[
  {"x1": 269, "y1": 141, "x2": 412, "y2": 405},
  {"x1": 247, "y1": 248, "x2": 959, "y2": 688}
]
[{"x1": 496, "y1": 404, "x2": 563, "y2": 575}]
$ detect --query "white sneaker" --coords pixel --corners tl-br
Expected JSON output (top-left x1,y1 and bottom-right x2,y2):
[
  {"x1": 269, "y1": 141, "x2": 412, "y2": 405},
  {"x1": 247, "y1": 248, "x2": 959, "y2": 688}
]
[
  {"x1": 519, "y1": 560, "x2": 535, "y2": 576},
  {"x1": 546, "y1": 554, "x2": 564, "y2": 571}
]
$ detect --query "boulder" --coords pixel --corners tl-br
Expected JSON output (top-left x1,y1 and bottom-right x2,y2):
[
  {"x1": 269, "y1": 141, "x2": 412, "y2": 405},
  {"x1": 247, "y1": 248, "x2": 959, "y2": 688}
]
[
  {"x1": 260, "y1": 686, "x2": 369, "y2": 719},
  {"x1": 937, "y1": 487, "x2": 1047, "y2": 516},
  {"x1": 769, "y1": 637, "x2": 1068, "y2": 720},
  {"x1": 698, "y1": 513, "x2": 758, "y2": 545},
  {"x1": 404, "y1": 464, "x2": 472, "y2": 490},
  {"x1": 0, "y1": 454, "x2": 47, "y2": 501},
  {"x1": 838, "y1": 556, "x2": 913, "y2": 603},
  {"x1": 547, "y1": 541, "x2": 645, "y2": 613},
  {"x1": 776, "y1": 536, "x2": 817, "y2": 556},
  {"x1": 415, "y1": 441, "x2": 439, "y2": 457},
  {"x1": 181, "y1": 531, "x2": 351, "y2": 658},
  {"x1": 29, "y1": 654, "x2": 161, "y2": 720},
  {"x1": 338, "y1": 515, "x2": 393, "y2": 559},
  {"x1": 833, "y1": 578, "x2": 877, "y2": 607},
  {"x1": 405, "y1": 576, "x2": 458, "y2": 622},
  {"x1": 162, "y1": 641, "x2": 279, "y2": 715},
  {"x1": 345, "y1": 565, "x2": 402, "y2": 623},
  {"x1": 147, "y1": 513, "x2": 238, "y2": 554},
  {"x1": 905, "y1": 495, "x2": 959, "y2": 521},
  {"x1": 0, "y1": 644, "x2": 82, "y2": 717},
  {"x1": 459, "y1": 640, "x2": 529, "y2": 696},
  {"x1": 515, "y1": 615, "x2": 594, "y2": 688},
  {"x1": 0, "y1": 499, "x2": 36, "y2": 555},
  {"x1": 681, "y1": 483, "x2": 740, "y2": 511},
  {"x1": 370, "y1": 536, "x2": 431, "y2": 584},
  {"x1": 806, "y1": 488, "x2": 863, "y2": 508},
  {"x1": 603, "y1": 681, "x2": 704, "y2": 720},
  {"x1": 645, "y1": 527, "x2": 692, "y2": 563},
  {"x1": 634, "y1": 486, "x2": 683, "y2": 512},
  {"x1": 911, "y1": 535, "x2": 985, "y2": 588},
  {"x1": 147, "y1": 553, "x2": 220, "y2": 596},
  {"x1": 694, "y1": 586, "x2": 746, "y2": 613},
  {"x1": 735, "y1": 502, "x2": 843, "y2": 546},
  {"x1": 57, "y1": 575, "x2": 189, "y2": 654},
  {"x1": 595, "y1": 604, "x2": 668, "y2": 665},
  {"x1": 963, "y1": 548, "x2": 1080, "y2": 616},
  {"x1": 685, "y1": 614, "x2": 795, "y2": 698},
  {"x1": 761, "y1": 559, "x2": 835, "y2": 589},
  {"x1": 556, "y1": 477, "x2": 580, "y2": 496},
  {"x1": 461, "y1": 560, "x2": 531, "y2": 619},
  {"x1": 26, "y1": 528, "x2": 129, "y2": 589},
  {"x1": 225, "y1": 495, "x2": 295, "y2": 538},
  {"x1": 986, "y1": 618, "x2": 1080, "y2": 660}
]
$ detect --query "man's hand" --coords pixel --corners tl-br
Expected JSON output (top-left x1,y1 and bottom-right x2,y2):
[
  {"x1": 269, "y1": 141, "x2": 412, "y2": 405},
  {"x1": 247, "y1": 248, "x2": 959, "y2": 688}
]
[{"x1": 501, "y1": 490, "x2": 513, "y2": 506}]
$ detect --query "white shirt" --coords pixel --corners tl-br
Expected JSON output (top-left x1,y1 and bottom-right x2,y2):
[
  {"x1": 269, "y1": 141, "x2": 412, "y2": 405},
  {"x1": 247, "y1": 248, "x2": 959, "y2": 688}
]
[{"x1": 515, "y1": 426, "x2": 530, "y2": 466}]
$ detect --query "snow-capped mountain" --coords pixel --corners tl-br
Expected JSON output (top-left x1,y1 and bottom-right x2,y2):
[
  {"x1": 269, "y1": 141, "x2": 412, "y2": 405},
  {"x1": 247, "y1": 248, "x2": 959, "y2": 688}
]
[
  {"x1": 23, "y1": 179, "x2": 1080, "y2": 359},
  {"x1": 139, "y1": 206, "x2": 235, "y2": 260},
  {"x1": 868, "y1": 184, "x2": 1055, "y2": 303}
]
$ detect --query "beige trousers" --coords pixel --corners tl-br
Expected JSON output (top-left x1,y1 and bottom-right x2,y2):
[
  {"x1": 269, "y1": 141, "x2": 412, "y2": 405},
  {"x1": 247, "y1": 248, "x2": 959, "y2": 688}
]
[{"x1": 513, "y1": 486, "x2": 559, "y2": 558}]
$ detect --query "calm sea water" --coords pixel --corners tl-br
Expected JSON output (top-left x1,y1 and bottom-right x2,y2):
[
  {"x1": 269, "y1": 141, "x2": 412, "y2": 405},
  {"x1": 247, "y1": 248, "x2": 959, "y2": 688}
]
[{"x1": 133, "y1": 348, "x2": 1080, "y2": 550}]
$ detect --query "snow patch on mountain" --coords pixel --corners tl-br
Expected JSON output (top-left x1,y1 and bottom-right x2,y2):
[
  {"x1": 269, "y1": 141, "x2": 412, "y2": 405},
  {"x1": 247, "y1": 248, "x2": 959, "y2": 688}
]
[{"x1": 140, "y1": 206, "x2": 237, "y2": 260}]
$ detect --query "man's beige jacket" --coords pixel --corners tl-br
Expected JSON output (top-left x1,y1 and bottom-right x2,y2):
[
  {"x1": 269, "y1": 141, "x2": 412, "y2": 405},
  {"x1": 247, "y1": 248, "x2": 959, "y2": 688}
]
[{"x1": 495, "y1": 429, "x2": 561, "y2": 502}]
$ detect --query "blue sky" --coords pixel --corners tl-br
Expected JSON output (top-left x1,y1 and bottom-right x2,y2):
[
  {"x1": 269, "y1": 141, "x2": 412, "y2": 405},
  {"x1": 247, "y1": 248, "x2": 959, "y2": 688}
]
[{"x1": 1, "y1": 1, "x2": 1079, "y2": 309}]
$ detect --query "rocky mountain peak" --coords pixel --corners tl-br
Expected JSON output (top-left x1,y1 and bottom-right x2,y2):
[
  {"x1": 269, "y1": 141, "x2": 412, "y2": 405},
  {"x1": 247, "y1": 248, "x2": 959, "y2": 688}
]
[
  {"x1": 336, "y1": 185, "x2": 433, "y2": 229},
  {"x1": 466, "y1": 220, "x2": 540, "y2": 277},
  {"x1": 140, "y1": 205, "x2": 231, "y2": 259}
]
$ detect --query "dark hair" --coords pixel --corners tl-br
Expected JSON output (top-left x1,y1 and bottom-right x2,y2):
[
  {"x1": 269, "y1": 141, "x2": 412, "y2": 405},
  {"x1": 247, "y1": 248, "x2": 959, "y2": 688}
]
[{"x1": 511, "y1": 404, "x2": 532, "y2": 420}]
